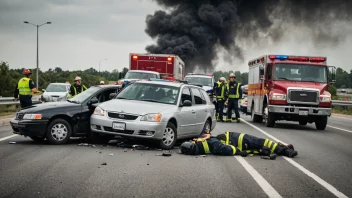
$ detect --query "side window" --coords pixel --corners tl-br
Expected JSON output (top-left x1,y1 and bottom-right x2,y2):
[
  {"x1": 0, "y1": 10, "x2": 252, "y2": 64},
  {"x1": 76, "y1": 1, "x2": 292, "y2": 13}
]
[
  {"x1": 191, "y1": 88, "x2": 203, "y2": 105},
  {"x1": 95, "y1": 89, "x2": 118, "y2": 103},
  {"x1": 266, "y1": 63, "x2": 273, "y2": 80},
  {"x1": 200, "y1": 89, "x2": 210, "y2": 104},
  {"x1": 181, "y1": 87, "x2": 192, "y2": 103}
]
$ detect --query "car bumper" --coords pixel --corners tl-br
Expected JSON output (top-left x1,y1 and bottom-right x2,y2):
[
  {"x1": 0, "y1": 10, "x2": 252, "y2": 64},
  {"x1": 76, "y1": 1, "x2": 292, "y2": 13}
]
[
  {"x1": 268, "y1": 105, "x2": 332, "y2": 116},
  {"x1": 90, "y1": 115, "x2": 168, "y2": 140},
  {"x1": 10, "y1": 119, "x2": 48, "y2": 137}
]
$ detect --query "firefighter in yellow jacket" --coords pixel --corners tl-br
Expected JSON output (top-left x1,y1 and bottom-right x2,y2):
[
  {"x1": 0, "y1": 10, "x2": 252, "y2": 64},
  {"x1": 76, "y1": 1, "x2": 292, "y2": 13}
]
[
  {"x1": 180, "y1": 132, "x2": 298, "y2": 158},
  {"x1": 69, "y1": 76, "x2": 87, "y2": 98},
  {"x1": 13, "y1": 69, "x2": 38, "y2": 108},
  {"x1": 226, "y1": 73, "x2": 242, "y2": 123},
  {"x1": 213, "y1": 77, "x2": 227, "y2": 122}
]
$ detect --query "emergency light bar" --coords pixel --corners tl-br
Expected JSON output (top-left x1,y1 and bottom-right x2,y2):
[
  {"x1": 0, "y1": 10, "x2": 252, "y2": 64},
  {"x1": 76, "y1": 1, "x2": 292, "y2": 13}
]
[
  {"x1": 268, "y1": 55, "x2": 326, "y2": 62},
  {"x1": 186, "y1": 73, "x2": 213, "y2": 76}
]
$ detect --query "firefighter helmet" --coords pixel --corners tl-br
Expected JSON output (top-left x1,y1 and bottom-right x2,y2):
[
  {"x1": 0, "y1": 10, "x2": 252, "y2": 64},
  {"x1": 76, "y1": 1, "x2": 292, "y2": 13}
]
[
  {"x1": 74, "y1": 76, "x2": 82, "y2": 81},
  {"x1": 220, "y1": 77, "x2": 226, "y2": 82},
  {"x1": 180, "y1": 141, "x2": 197, "y2": 155},
  {"x1": 23, "y1": 69, "x2": 32, "y2": 75},
  {"x1": 229, "y1": 73, "x2": 235, "y2": 77}
]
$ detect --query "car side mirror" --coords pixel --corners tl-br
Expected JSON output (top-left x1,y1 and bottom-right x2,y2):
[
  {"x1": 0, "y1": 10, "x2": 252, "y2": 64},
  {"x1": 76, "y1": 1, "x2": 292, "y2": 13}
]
[
  {"x1": 42, "y1": 89, "x2": 45, "y2": 92},
  {"x1": 109, "y1": 93, "x2": 117, "y2": 100},
  {"x1": 180, "y1": 100, "x2": 192, "y2": 107},
  {"x1": 88, "y1": 97, "x2": 99, "y2": 106}
]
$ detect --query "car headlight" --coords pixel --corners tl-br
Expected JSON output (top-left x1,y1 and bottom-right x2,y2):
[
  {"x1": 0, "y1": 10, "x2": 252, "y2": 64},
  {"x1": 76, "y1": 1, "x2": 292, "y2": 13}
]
[
  {"x1": 270, "y1": 93, "x2": 286, "y2": 100},
  {"x1": 140, "y1": 113, "x2": 162, "y2": 122},
  {"x1": 320, "y1": 95, "x2": 331, "y2": 102},
  {"x1": 93, "y1": 107, "x2": 105, "y2": 116},
  {"x1": 23, "y1": 114, "x2": 42, "y2": 120}
]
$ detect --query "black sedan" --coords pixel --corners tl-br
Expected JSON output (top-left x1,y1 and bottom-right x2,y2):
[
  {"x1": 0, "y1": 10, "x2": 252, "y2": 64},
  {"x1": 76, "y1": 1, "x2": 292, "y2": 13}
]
[{"x1": 10, "y1": 85, "x2": 120, "y2": 144}]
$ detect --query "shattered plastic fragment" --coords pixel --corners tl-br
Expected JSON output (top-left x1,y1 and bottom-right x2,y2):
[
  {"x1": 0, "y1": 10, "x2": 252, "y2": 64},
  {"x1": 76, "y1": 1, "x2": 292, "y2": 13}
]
[
  {"x1": 78, "y1": 143, "x2": 89, "y2": 146},
  {"x1": 109, "y1": 153, "x2": 114, "y2": 156},
  {"x1": 8, "y1": 141, "x2": 16, "y2": 144},
  {"x1": 101, "y1": 162, "x2": 107, "y2": 165},
  {"x1": 200, "y1": 155, "x2": 207, "y2": 157}
]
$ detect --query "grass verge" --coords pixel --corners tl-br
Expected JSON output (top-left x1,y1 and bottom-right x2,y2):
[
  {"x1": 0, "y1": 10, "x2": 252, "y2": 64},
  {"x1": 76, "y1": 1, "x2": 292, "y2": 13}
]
[
  {"x1": 332, "y1": 106, "x2": 352, "y2": 115},
  {"x1": 0, "y1": 105, "x2": 19, "y2": 117}
]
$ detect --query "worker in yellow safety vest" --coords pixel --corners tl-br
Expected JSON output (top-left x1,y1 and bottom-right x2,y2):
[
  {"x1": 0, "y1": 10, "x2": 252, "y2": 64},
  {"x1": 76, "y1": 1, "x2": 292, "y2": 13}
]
[
  {"x1": 13, "y1": 69, "x2": 38, "y2": 108},
  {"x1": 226, "y1": 73, "x2": 242, "y2": 123},
  {"x1": 68, "y1": 76, "x2": 87, "y2": 98},
  {"x1": 213, "y1": 77, "x2": 227, "y2": 122}
]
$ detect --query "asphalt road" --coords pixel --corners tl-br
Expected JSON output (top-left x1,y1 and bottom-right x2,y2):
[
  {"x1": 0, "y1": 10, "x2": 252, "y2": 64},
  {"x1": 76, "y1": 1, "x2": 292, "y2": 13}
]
[{"x1": 1, "y1": 115, "x2": 352, "y2": 198}]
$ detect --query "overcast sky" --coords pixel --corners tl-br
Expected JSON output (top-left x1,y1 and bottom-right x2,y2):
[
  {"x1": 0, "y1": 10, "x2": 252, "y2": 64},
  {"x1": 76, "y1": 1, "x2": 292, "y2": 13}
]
[{"x1": 1, "y1": 0, "x2": 351, "y2": 73}]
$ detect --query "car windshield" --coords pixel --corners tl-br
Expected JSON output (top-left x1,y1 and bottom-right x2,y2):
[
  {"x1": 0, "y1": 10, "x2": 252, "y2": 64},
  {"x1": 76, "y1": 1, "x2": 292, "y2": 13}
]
[
  {"x1": 116, "y1": 83, "x2": 179, "y2": 105},
  {"x1": 45, "y1": 84, "x2": 67, "y2": 92},
  {"x1": 273, "y1": 63, "x2": 327, "y2": 83},
  {"x1": 124, "y1": 72, "x2": 158, "y2": 79},
  {"x1": 184, "y1": 76, "x2": 212, "y2": 87},
  {"x1": 68, "y1": 86, "x2": 100, "y2": 103}
]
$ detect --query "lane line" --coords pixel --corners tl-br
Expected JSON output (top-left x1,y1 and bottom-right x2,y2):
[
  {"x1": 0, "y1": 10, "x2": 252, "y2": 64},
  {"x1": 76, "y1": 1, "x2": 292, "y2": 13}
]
[
  {"x1": 0, "y1": 134, "x2": 18, "y2": 142},
  {"x1": 241, "y1": 119, "x2": 348, "y2": 198},
  {"x1": 235, "y1": 156, "x2": 282, "y2": 198},
  {"x1": 327, "y1": 125, "x2": 352, "y2": 134}
]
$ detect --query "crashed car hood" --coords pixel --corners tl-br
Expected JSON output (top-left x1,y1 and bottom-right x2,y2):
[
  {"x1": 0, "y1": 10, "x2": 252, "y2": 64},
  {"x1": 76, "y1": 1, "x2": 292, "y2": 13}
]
[
  {"x1": 99, "y1": 99, "x2": 174, "y2": 115},
  {"x1": 18, "y1": 101, "x2": 79, "y2": 113}
]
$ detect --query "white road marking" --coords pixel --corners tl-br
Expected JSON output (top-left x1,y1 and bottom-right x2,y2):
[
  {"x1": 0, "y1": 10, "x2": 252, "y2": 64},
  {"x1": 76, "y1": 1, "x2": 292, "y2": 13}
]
[
  {"x1": 241, "y1": 119, "x2": 349, "y2": 198},
  {"x1": 327, "y1": 125, "x2": 352, "y2": 134},
  {"x1": 0, "y1": 134, "x2": 18, "y2": 142},
  {"x1": 235, "y1": 156, "x2": 282, "y2": 198}
]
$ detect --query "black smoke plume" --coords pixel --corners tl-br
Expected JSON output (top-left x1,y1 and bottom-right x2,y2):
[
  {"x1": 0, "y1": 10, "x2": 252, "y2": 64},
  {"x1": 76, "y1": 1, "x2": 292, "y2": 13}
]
[{"x1": 145, "y1": 0, "x2": 352, "y2": 72}]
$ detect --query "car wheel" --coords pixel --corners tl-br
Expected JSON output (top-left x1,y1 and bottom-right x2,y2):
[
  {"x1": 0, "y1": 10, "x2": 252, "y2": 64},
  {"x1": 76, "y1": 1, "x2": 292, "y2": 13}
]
[
  {"x1": 159, "y1": 122, "x2": 177, "y2": 150},
  {"x1": 46, "y1": 118, "x2": 72, "y2": 145},
  {"x1": 299, "y1": 120, "x2": 308, "y2": 125},
  {"x1": 201, "y1": 119, "x2": 211, "y2": 135},
  {"x1": 29, "y1": 136, "x2": 45, "y2": 142}
]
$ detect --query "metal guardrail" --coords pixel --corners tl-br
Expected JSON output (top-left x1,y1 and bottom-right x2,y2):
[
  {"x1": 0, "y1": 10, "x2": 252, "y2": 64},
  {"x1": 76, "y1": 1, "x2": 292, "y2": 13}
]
[{"x1": 0, "y1": 96, "x2": 42, "y2": 106}]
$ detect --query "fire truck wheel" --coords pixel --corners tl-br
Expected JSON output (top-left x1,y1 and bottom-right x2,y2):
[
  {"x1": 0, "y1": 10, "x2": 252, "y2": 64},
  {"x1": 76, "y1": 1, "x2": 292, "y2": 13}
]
[
  {"x1": 263, "y1": 103, "x2": 275, "y2": 127},
  {"x1": 251, "y1": 104, "x2": 263, "y2": 123},
  {"x1": 315, "y1": 116, "x2": 327, "y2": 130}
]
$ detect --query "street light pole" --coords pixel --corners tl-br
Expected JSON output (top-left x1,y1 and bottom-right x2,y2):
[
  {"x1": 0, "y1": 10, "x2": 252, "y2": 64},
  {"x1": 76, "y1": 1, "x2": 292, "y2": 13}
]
[
  {"x1": 99, "y1": 58, "x2": 107, "y2": 77},
  {"x1": 24, "y1": 21, "x2": 51, "y2": 89}
]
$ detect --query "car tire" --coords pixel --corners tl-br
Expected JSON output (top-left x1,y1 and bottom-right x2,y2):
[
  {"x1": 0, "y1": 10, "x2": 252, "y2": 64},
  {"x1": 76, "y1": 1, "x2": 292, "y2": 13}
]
[
  {"x1": 315, "y1": 116, "x2": 328, "y2": 130},
  {"x1": 91, "y1": 132, "x2": 114, "y2": 144},
  {"x1": 299, "y1": 120, "x2": 308, "y2": 125},
  {"x1": 46, "y1": 118, "x2": 72, "y2": 145},
  {"x1": 159, "y1": 122, "x2": 177, "y2": 150},
  {"x1": 201, "y1": 119, "x2": 211, "y2": 135},
  {"x1": 30, "y1": 136, "x2": 45, "y2": 142}
]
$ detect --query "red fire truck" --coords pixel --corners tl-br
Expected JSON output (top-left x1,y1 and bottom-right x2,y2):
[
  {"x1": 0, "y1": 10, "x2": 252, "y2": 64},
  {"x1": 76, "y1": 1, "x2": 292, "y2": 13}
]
[
  {"x1": 247, "y1": 55, "x2": 336, "y2": 130},
  {"x1": 129, "y1": 53, "x2": 185, "y2": 80}
]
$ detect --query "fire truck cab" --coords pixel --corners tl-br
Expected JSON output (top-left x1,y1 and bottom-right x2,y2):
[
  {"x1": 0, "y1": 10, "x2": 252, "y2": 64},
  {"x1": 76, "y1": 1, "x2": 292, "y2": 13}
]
[{"x1": 247, "y1": 55, "x2": 336, "y2": 130}]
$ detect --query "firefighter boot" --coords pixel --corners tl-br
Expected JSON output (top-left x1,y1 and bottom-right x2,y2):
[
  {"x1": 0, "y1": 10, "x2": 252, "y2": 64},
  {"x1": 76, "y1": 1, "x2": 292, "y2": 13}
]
[
  {"x1": 226, "y1": 118, "x2": 232, "y2": 123},
  {"x1": 236, "y1": 118, "x2": 241, "y2": 123},
  {"x1": 274, "y1": 144, "x2": 298, "y2": 158}
]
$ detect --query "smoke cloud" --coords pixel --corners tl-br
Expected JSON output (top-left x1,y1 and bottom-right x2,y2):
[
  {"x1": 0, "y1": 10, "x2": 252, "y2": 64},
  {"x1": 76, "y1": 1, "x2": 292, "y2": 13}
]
[{"x1": 145, "y1": 0, "x2": 352, "y2": 72}]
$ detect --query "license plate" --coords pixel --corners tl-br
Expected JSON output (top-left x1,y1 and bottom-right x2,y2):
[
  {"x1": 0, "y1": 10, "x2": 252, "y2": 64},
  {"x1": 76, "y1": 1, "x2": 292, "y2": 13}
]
[
  {"x1": 299, "y1": 110, "x2": 308, "y2": 116},
  {"x1": 112, "y1": 122, "x2": 125, "y2": 130}
]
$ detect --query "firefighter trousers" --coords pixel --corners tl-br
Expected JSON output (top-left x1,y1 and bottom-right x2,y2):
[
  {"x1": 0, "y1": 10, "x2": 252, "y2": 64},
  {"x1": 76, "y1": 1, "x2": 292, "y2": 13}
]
[
  {"x1": 19, "y1": 95, "x2": 32, "y2": 108},
  {"x1": 227, "y1": 98, "x2": 240, "y2": 120},
  {"x1": 215, "y1": 100, "x2": 225, "y2": 121}
]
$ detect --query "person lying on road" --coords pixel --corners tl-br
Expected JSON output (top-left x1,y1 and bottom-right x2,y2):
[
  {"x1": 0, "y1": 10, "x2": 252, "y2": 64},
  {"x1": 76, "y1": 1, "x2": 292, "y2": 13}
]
[{"x1": 179, "y1": 132, "x2": 298, "y2": 158}]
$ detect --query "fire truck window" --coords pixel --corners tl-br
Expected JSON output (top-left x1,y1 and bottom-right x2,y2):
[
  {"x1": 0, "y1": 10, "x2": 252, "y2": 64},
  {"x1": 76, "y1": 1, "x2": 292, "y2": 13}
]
[
  {"x1": 266, "y1": 64, "x2": 272, "y2": 80},
  {"x1": 191, "y1": 88, "x2": 203, "y2": 105},
  {"x1": 274, "y1": 63, "x2": 327, "y2": 83}
]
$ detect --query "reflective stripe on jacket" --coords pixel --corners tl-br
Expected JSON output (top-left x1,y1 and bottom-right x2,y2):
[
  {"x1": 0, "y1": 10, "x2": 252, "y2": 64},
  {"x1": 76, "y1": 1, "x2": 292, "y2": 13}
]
[{"x1": 18, "y1": 77, "x2": 32, "y2": 95}]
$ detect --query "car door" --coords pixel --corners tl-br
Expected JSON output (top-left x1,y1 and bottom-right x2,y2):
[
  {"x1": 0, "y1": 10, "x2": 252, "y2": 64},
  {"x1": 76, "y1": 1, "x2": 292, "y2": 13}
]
[
  {"x1": 176, "y1": 87, "x2": 196, "y2": 136},
  {"x1": 77, "y1": 88, "x2": 119, "y2": 135},
  {"x1": 190, "y1": 87, "x2": 207, "y2": 135}
]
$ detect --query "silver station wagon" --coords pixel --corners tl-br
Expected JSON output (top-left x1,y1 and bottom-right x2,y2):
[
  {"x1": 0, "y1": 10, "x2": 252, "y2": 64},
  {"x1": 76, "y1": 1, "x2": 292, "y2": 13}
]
[{"x1": 90, "y1": 80, "x2": 216, "y2": 149}]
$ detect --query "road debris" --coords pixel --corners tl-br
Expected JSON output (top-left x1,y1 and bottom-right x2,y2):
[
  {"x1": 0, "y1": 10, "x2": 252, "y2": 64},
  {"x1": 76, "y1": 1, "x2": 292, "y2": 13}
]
[
  {"x1": 109, "y1": 153, "x2": 114, "y2": 156},
  {"x1": 261, "y1": 154, "x2": 277, "y2": 160},
  {"x1": 78, "y1": 143, "x2": 89, "y2": 146},
  {"x1": 8, "y1": 141, "x2": 16, "y2": 144},
  {"x1": 200, "y1": 155, "x2": 207, "y2": 157},
  {"x1": 101, "y1": 162, "x2": 107, "y2": 165}
]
